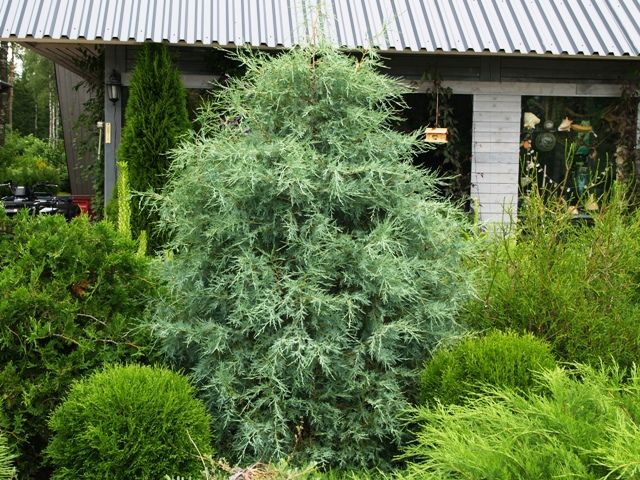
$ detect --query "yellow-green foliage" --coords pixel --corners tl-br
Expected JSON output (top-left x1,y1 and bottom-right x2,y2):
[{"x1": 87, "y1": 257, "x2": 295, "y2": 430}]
[
  {"x1": 47, "y1": 364, "x2": 212, "y2": 480},
  {"x1": 0, "y1": 131, "x2": 68, "y2": 189},
  {"x1": 465, "y1": 185, "x2": 640, "y2": 368},
  {"x1": 403, "y1": 364, "x2": 640, "y2": 479},
  {"x1": 116, "y1": 160, "x2": 132, "y2": 239},
  {"x1": 0, "y1": 432, "x2": 15, "y2": 480},
  {"x1": 420, "y1": 331, "x2": 556, "y2": 406}
]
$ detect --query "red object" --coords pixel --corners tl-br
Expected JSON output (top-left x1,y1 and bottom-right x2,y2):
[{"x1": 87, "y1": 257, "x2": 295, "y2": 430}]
[{"x1": 72, "y1": 195, "x2": 93, "y2": 217}]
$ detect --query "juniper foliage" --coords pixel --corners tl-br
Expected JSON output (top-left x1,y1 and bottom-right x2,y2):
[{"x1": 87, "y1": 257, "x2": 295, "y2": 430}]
[
  {"x1": 0, "y1": 432, "x2": 15, "y2": 480},
  {"x1": 150, "y1": 47, "x2": 475, "y2": 468},
  {"x1": 118, "y1": 43, "x2": 190, "y2": 252},
  {"x1": 0, "y1": 213, "x2": 155, "y2": 478}
]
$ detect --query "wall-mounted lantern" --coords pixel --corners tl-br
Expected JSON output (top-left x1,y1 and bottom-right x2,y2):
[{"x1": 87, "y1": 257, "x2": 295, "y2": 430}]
[{"x1": 106, "y1": 70, "x2": 121, "y2": 103}]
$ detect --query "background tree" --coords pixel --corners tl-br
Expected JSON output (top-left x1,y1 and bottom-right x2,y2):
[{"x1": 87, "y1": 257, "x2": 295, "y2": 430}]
[
  {"x1": 117, "y1": 43, "x2": 190, "y2": 251},
  {"x1": 0, "y1": 47, "x2": 67, "y2": 190},
  {"x1": 150, "y1": 47, "x2": 475, "y2": 469},
  {"x1": 12, "y1": 48, "x2": 60, "y2": 142},
  {"x1": 0, "y1": 42, "x2": 8, "y2": 146}
]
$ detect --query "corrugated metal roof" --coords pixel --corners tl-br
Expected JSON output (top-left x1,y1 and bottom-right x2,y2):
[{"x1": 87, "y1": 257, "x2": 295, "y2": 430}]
[{"x1": 2, "y1": 0, "x2": 640, "y2": 57}]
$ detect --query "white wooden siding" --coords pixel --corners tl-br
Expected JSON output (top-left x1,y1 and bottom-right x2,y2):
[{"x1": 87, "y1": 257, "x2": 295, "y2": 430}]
[{"x1": 471, "y1": 94, "x2": 521, "y2": 223}]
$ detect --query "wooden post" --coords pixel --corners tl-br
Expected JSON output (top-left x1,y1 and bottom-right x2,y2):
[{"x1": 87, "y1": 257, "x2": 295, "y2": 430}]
[{"x1": 104, "y1": 46, "x2": 125, "y2": 207}]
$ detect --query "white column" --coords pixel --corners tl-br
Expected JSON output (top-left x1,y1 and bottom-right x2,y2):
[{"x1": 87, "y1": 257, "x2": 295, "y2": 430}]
[{"x1": 470, "y1": 94, "x2": 521, "y2": 223}]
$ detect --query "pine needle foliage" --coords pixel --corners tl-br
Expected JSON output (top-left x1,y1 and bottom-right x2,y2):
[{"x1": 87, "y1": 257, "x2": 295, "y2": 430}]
[
  {"x1": 118, "y1": 43, "x2": 190, "y2": 252},
  {"x1": 150, "y1": 47, "x2": 475, "y2": 469},
  {"x1": 47, "y1": 364, "x2": 212, "y2": 480}
]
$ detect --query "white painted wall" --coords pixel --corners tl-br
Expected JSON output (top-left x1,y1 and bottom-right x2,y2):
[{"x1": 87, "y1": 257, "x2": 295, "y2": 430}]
[
  {"x1": 470, "y1": 94, "x2": 521, "y2": 223},
  {"x1": 407, "y1": 80, "x2": 627, "y2": 224}
]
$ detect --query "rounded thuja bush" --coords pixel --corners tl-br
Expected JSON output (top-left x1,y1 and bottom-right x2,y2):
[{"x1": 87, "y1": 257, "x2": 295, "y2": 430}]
[
  {"x1": 420, "y1": 331, "x2": 557, "y2": 406},
  {"x1": 46, "y1": 364, "x2": 212, "y2": 480}
]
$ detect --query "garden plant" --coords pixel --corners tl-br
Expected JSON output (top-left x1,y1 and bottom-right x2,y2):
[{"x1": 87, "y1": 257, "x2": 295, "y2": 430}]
[
  {"x1": 465, "y1": 184, "x2": 640, "y2": 369},
  {"x1": 420, "y1": 330, "x2": 557, "y2": 406},
  {"x1": 47, "y1": 364, "x2": 212, "y2": 480},
  {"x1": 149, "y1": 46, "x2": 475, "y2": 469},
  {"x1": 0, "y1": 131, "x2": 68, "y2": 190},
  {"x1": 402, "y1": 364, "x2": 640, "y2": 479},
  {"x1": 0, "y1": 212, "x2": 156, "y2": 478},
  {"x1": 117, "y1": 43, "x2": 190, "y2": 252},
  {"x1": 0, "y1": 431, "x2": 15, "y2": 480}
]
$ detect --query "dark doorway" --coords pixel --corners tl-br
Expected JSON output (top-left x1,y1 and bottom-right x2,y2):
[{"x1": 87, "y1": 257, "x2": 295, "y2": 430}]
[{"x1": 400, "y1": 92, "x2": 473, "y2": 205}]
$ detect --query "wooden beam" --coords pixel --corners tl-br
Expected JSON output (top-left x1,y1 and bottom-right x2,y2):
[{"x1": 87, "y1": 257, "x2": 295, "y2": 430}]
[
  {"x1": 121, "y1": 72, "x2": 220, "y2": 89},
  {"x1": 470, "y1": 94, "x2": 522, "y2": 223},
  {"x1": 405, "y1": 79, "x2": 623, "y2": 97}
]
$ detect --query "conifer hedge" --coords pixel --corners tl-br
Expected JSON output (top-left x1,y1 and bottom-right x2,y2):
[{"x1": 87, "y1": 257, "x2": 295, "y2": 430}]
[
  {"x1": 150, "y1": 47, "x2": 475, "y2": 468},
  {"x1": 0, "y1": 213, "x2": 155, "y2": 478},
  {"x1": 118, "y1": 43, "x2": 190, "y2": 252}
]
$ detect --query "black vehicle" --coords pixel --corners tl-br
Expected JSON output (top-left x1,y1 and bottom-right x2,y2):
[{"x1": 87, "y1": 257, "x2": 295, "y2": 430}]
[{"x1": 0, "y1": 182, "x2": 81, "y2": 220}]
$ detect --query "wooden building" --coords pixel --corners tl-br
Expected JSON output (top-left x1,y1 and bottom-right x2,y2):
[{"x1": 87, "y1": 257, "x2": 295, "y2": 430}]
[{"x1": 2, "y1": 0, "x2": 639, "y2": 221}]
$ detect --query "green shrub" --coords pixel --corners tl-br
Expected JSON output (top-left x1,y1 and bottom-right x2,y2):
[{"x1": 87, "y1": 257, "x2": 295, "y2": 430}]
[
  {"x1": 0, "y1": 213, "x2": 156, "y2": 478},
  {"x1": 118, "y1": 43, "x2": 190, "y2": 252},
  {"x1": 465, "y1": 185, "x2": 640, "y2": 369},
  {"x1": 0, "y1": 131, "x2": 68, "y2": 190},
  {"x1": 402, "y1": 364, "x2": 640, "y2": 479},
  {"x1": 149, "y1": 47, "x2": 476, "y2": 469},
  {"x1": 420, "y1": 331, "x2": 556, "y2": 406},
  {"x1": 0, "y1": 432, "x2": 15, "y2": 480},
  {"x1": 47, "y1": 364, "x2": 212, "y2": 480}
]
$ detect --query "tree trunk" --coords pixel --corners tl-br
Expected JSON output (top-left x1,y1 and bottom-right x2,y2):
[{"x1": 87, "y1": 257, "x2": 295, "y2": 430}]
[
  {"x1": 0, "y1": 41, "x2": 8, "y2": 146},
  {"x1": 8, "y1": 43, "x2": 14, "y2": 129},
  {"x1": 48, "y1": 77, "x2": 53, "y2": 143}
]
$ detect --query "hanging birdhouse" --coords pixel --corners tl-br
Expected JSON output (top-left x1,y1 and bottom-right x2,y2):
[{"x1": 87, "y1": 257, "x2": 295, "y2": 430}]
[
  {"x1": 425, "y1": 127, "x2": 449, "y2": 144},
  {"x1": 425, "y1": 80, "x2": 448, "y2": 144}
]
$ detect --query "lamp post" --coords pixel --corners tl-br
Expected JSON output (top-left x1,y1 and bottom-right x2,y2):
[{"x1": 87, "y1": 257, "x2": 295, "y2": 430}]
[{"x1": 106, "y1": 70, "x2": 121, "y2": 103}]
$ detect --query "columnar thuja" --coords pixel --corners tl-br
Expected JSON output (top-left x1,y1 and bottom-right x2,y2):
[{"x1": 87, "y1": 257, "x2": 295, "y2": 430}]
[
  {"x1": 151, "y1": 47, "x2": 475, "y2": 469},
  {"x1": 118, "y1": 43, "x2": 190, "y2": 252}
]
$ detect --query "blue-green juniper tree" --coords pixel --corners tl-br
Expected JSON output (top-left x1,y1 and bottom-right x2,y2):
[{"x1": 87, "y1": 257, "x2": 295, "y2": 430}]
[{"x1": 150, "y1": 47, "x2": 475, "y2": 468}]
